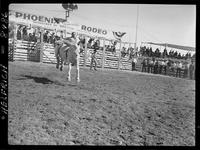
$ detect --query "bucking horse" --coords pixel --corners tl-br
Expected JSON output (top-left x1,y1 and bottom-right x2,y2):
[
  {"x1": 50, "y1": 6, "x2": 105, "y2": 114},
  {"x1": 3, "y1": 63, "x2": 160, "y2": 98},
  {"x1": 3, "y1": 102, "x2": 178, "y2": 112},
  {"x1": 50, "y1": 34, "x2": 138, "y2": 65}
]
[{"x1": 54, "y1": 34, "x2": 84, "y2": 82}]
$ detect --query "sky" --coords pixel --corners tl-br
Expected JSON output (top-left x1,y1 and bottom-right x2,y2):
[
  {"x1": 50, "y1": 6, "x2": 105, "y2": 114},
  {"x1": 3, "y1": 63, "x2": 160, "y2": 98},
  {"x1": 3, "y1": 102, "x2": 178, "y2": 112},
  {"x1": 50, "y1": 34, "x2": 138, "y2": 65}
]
[{"x1": 9, "y1": 4, "x2": 196, "y2": 54}]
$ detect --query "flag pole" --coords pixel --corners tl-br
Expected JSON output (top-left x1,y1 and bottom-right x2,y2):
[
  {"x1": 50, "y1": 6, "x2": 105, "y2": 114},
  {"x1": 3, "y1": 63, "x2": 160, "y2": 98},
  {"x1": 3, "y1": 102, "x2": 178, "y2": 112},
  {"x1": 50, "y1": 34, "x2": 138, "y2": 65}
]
[{"x1": 134, "y1": 4, "x2": 139, "y2": 52}]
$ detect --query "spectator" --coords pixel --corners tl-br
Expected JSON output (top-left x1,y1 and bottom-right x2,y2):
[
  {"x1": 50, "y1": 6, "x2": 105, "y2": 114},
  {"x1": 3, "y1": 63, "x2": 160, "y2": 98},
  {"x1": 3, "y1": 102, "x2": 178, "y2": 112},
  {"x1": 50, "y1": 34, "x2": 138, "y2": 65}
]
[
  {"x1": 121, "y1": 47, "x2": 127, "y2": 57},
  {"x1": 131, "y1": 56, "x2": 137, "y2": 71},
  {"x1": 90, "y1": 44, "x2": 98, "y2": 71},
  {"x1": 141, "y1": 58, "x2": 148, "y2": 72},
  {"x1": 140, "y1": 46, "x2": 146, "y2": 56},
  {"x1": 28, "y1": 32, "x2": 37, "y2": 51},
  {"x1": 155, "y1": 48, "x2": 160, "y2": 57},
  {"x1": 32, "y1": 32, "x2": 37, "y2": 42},
  {"x1": 87, "y1": 38, "x2": 94, "y2": 48},
  {"x1": 192, "y1": 53, "x2": 195, "y2": 58},
  {"x1": 188, "y1": 53, "x2": 191, "y2": 58},
  {"x1": 28, "y1": 33, "x2": 33, "y2": 42},
  {"x1": 182, "y1": 54, "x2": 185, "y2": 60},
  {"x1": 35, "y1": 28, "x2": 41, "y2": 42},
  {"x1": 185, "y1": 53, "x2": 188, "y2": 59},
  {"x1": 149, "y1": 47, "x2": 153, "y2": 57},
  {"x1": 158, "y1": 51, "x2": 162, "y2": 58},
  {"x1": 189, "y1": 61, "x2": 195, "y2": 80},
  {"x1": 129, "y1": 48, "x2": 136, "y2": 60},
  {"x1": 169, "y1": 61, "x2": 174, "y2": 76},
  {"x1": 174, "y1": 51, "x2": 178, "y2": 59},
  {"x1": 171, "y1": 50, "x2": 175, "y2": 58},
  {"x1": 49, "y1": 32, "x2": 55, "y2": 44},
  {"x1": 146, "y1": 47, "x2": 150, "y2": 57},
  {"x1": 148, "y1": 58, "x2": 154, "y2": 73},
  {"x1": 159, "y1": 60, "x2": 165, "y2": 74},
  {"x1": 43, "y1": 31, "x2": 48, "y2": 43},
  {"x1": 53, "y1": 35, "x2": 60, "y2": 47},
  {"x1": 169, "y1": 50, "x2": 172, "y2": 58},
  {"x1": 17, "y1": 25, "x2": 22, "y2": 40},
  {"x1": 173, "y1": 61, "x2": 178, "y2": 77},
  {"x1": 27, "y1": 26, "x2": 34, "y2": 37},
  {"x1": 22, "y1": 26, "x2": 29, "y2": 41},
  {"x1": 60, "y1": 31, "x2": 64, "y2": 39},
  {"x1": 93, "y1": 39, "x2": 100, "y2": 50},
  {"x1": 47, "y1": 31, "x2": 51, "y2": 43},
  {"x1": 158, "y1": 60, "x2": 163, "y2": 74},
  {"x1": 154, "y1": 60, "x2": 159, "y2": 74},
  {"x1": 110, "y1": 41, "x2": 117, "y2": 53},
  {"x1": 163, "y1": 48, "x2": 168, "y2": 58},
  {"x1": 177, "y1": 53, "x2": 181, "y2": 59},
  {"x1": 163, "y1": 60, "x2": 167, "y2": 75},
  {"x1": 182, "y1": 62, "x2": 188, "y2": 78},
  {"x1": 128, "y1": 47, "x2": 133, "y2": 57},
  {"x1": 176, "y1": 61, "x2": 182, "y2": 78}
]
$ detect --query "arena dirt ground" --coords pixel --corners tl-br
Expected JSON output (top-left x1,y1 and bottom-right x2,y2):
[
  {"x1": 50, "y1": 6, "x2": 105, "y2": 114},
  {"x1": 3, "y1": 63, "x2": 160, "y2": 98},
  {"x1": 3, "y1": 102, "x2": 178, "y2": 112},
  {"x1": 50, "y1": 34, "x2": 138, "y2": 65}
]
[{"x1": 8, "y1": 61, "x2": 195, "y2": 146}]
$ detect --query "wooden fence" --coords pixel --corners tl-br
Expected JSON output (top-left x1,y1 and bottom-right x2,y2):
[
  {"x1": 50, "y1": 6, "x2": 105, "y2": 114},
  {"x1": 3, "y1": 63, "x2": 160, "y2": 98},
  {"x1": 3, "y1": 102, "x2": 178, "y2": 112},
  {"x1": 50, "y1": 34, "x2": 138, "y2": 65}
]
[
  {"x1": 9, "y1": 40, "x2": 42, "y2": 62},
  {"x1": 8, "y1": 40, "x2": 132, "y2": 70}
]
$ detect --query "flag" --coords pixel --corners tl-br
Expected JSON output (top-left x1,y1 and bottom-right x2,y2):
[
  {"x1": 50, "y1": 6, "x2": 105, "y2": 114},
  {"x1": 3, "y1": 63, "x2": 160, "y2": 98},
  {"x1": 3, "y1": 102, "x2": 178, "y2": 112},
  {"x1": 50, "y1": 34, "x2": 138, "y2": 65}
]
[
  {"x1": 54, "y1": 18, "x2": 67, "y2": 24},
  {"x1": 112, "y1": 32, "x2": 126, "y2": 41}
]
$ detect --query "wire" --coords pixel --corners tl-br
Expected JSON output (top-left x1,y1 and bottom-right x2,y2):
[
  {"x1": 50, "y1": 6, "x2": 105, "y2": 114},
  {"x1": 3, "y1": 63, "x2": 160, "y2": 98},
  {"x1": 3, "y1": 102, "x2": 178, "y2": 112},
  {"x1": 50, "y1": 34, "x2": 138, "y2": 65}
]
[{"x1": 138, "y1": 25, "x2": 164, "y2": 43}]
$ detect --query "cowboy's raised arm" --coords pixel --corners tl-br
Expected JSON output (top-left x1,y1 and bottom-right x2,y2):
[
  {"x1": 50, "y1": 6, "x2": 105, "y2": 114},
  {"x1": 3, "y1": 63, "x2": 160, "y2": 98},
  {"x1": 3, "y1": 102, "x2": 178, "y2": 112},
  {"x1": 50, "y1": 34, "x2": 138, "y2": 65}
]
[{"x1": 63, "y1": 37, "x2": 77, "y2": 46}]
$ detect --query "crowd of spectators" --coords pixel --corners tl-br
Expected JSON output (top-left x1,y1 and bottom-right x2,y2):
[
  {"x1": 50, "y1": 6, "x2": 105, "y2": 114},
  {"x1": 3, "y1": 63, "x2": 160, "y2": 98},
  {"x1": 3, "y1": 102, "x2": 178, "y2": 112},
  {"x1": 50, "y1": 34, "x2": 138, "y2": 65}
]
[
  {"x1": 139, "y1": 57, "x2": 195, "y2": 80},
  {"x1": 13, "y1": 25, "x2": 125, "y2": 55},
  {"x1": 14, "y1": 25, "x2": 118, "y2": 52},
  {"x1": 12, "y1": 25, "x2": 196, "y2": 61},
  {"x1": 139, "y1": 46, "x2": 194, "y2": 60},
  {"x1": 16, "y1": 25, "x2": 63, "y2": 44},
  {"x1": 16, "y1": 25, "x2": 40, "y2": 42},
  {"x1": 121, "y1": 47, "x2": 136, "y2": 58}
]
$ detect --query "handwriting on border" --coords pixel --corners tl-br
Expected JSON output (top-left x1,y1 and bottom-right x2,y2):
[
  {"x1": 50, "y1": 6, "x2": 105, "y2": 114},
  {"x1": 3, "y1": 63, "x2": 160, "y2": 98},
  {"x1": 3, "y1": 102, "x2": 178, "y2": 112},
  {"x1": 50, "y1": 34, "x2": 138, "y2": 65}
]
[
  {"x1": 0, "y1": 64, "x2": 8, "y2": 117},
  {"x1": 0, "y1": 12, "x2": 8, "y2": 39}
]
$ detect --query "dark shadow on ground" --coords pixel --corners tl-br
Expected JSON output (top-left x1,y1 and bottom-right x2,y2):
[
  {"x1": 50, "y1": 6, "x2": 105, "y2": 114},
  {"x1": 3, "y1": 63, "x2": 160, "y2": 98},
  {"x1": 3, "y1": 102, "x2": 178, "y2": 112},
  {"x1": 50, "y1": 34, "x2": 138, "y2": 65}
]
[
  {"x1": 19, "y1": 75, "x2": 64, "y2": 86},
  {"x1": 16, "y1": 75, "x2": 66, "y2": 86},
  {"x1": 67, "y1": 84, "x2": 78, "y2": 87},
  {"x1": 23, "y1": 75, "x2": 54, "y2": 84}
]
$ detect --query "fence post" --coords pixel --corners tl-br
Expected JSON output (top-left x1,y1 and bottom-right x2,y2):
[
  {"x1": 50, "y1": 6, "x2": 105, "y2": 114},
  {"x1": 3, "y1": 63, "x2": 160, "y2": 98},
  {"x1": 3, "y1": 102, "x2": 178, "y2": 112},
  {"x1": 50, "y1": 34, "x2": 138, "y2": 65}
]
[
  {"x1": 118, "y1": 41, "x2": 122, "y2": 70},
  {"x1": 102, "y1": 39, "x2": 106, "y2": 69},
  {"x1": 84, "y1": 36, "x2": 88, "y2": 67}
]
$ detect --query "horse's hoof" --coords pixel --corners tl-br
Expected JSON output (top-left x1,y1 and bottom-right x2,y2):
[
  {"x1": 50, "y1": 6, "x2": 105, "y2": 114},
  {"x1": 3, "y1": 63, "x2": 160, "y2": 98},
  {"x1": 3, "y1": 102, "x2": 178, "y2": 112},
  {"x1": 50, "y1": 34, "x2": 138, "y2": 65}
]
[
  {"x1": 60, "y1": 67, "x2": 63, "y2": 71},
  {"x1": 76, "y1": 79, "x2": 80, "y2": 83},
  {"x1": 56, "y1": 65, "x2": 59, "y2": 69}
]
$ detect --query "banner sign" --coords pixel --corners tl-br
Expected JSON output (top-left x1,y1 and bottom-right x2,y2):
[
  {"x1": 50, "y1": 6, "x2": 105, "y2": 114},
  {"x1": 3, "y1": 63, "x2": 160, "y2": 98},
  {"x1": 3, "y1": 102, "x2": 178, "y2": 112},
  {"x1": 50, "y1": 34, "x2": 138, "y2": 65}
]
[
  {"x1": 66, "y1": 23, "x2": 126, "y2": 41},
  {"x1": 9, "y1": 10, "x2": 67, "y2": 30},
  {"x1": 9, "y1": 10, "x2": 127, "y2": 41},
  {"x1": 81, "y1": 25, "x2": 107, "y2": 35}
]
